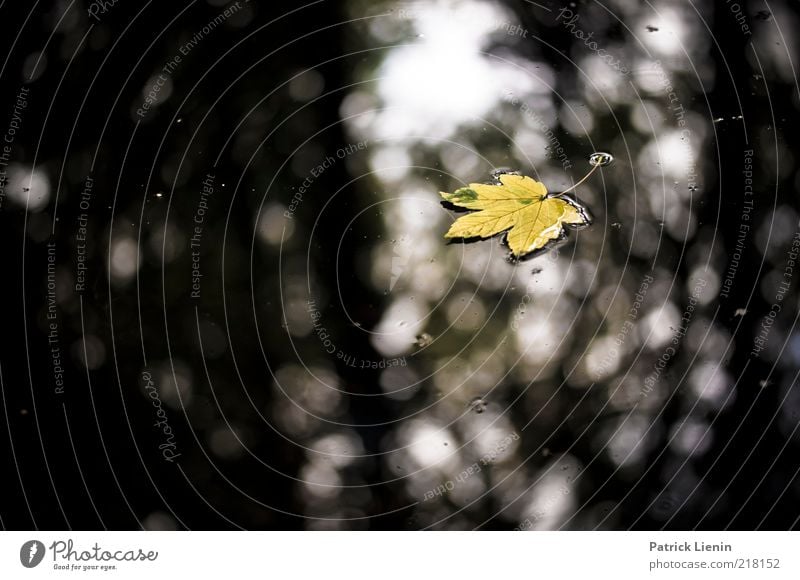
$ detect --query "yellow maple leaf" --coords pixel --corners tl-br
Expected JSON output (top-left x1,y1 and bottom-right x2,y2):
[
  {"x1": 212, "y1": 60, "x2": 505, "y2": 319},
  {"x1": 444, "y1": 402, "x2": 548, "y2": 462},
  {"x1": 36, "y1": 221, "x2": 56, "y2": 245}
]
[{"x1": 440, "y1": 173, "x2": 591, "y2": 258}]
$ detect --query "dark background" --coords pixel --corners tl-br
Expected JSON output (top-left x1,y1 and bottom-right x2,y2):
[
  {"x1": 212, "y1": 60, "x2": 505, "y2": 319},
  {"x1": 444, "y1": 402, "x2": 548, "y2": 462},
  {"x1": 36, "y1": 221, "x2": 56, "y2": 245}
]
[{"x1": 1, "y1": 0, "x2": 799, "y2": 530}]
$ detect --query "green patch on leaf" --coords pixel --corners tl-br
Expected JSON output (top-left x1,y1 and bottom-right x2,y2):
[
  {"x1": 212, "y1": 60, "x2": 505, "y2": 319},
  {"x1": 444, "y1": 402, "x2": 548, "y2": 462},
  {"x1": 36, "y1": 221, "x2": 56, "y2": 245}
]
[{"x1": 446, "y1": 187, "x2": 478, "y2": 203}]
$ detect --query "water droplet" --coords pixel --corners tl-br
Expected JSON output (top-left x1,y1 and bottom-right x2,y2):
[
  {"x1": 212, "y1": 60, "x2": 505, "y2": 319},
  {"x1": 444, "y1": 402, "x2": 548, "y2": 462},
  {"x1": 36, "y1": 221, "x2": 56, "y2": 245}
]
[
  {"x1": 589, "y1": 152, "x2": 613, "y2": 166},
  {"x1": 468, "y1": 396, "x2": 487, "y2": 414},
  {"x1": 491, "y1": 167, "x2": 520, "y2": 178}
]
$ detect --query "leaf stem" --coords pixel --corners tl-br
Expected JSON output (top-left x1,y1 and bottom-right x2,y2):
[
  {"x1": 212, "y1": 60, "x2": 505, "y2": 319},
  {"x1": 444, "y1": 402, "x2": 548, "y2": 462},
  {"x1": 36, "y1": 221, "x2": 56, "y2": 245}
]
[{"x1": 554, "y1": 164, "x2": 598, "y2": 196}]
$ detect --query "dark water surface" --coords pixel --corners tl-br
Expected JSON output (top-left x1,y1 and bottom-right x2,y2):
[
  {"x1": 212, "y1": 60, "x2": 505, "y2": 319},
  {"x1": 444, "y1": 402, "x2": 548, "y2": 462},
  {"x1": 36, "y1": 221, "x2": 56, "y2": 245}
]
[{"x1": 1, "y1": 0, "x2": 799, "y2": 530}]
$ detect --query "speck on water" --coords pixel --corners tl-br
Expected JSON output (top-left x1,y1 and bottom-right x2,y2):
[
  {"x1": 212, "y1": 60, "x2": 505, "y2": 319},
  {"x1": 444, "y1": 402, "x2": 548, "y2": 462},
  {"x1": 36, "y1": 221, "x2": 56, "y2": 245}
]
[
  {"x1": 588, "y1": 152, "x2": 614, "y2": 167},
  {"x1": 469, "y1": 396, "x2": 487, "y2": 414}
]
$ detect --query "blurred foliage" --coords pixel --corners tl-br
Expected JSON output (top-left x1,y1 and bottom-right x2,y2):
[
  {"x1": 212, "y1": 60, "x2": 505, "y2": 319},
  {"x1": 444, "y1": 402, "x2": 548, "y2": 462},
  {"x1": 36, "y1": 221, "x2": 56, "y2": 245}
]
[{"x1": 2, "y1": 0, "x2": 800, "y2": 530}]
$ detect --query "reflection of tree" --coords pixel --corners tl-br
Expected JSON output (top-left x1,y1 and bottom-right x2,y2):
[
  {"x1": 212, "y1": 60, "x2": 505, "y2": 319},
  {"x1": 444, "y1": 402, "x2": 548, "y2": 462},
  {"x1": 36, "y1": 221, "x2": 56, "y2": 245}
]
[{"x1": 335, "y1": 0, "x2": 800, "y2": 530}]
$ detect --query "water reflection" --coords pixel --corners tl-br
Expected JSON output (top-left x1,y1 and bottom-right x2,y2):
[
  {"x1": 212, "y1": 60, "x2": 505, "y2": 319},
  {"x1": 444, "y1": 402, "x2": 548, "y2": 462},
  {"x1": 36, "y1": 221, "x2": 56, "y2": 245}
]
[
  {"x1": 325, "y1": 0, "x2": 722, "y2": 529},
  {"x1": 15, "y1": 0, "x2": 796, "y2": 531}
]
